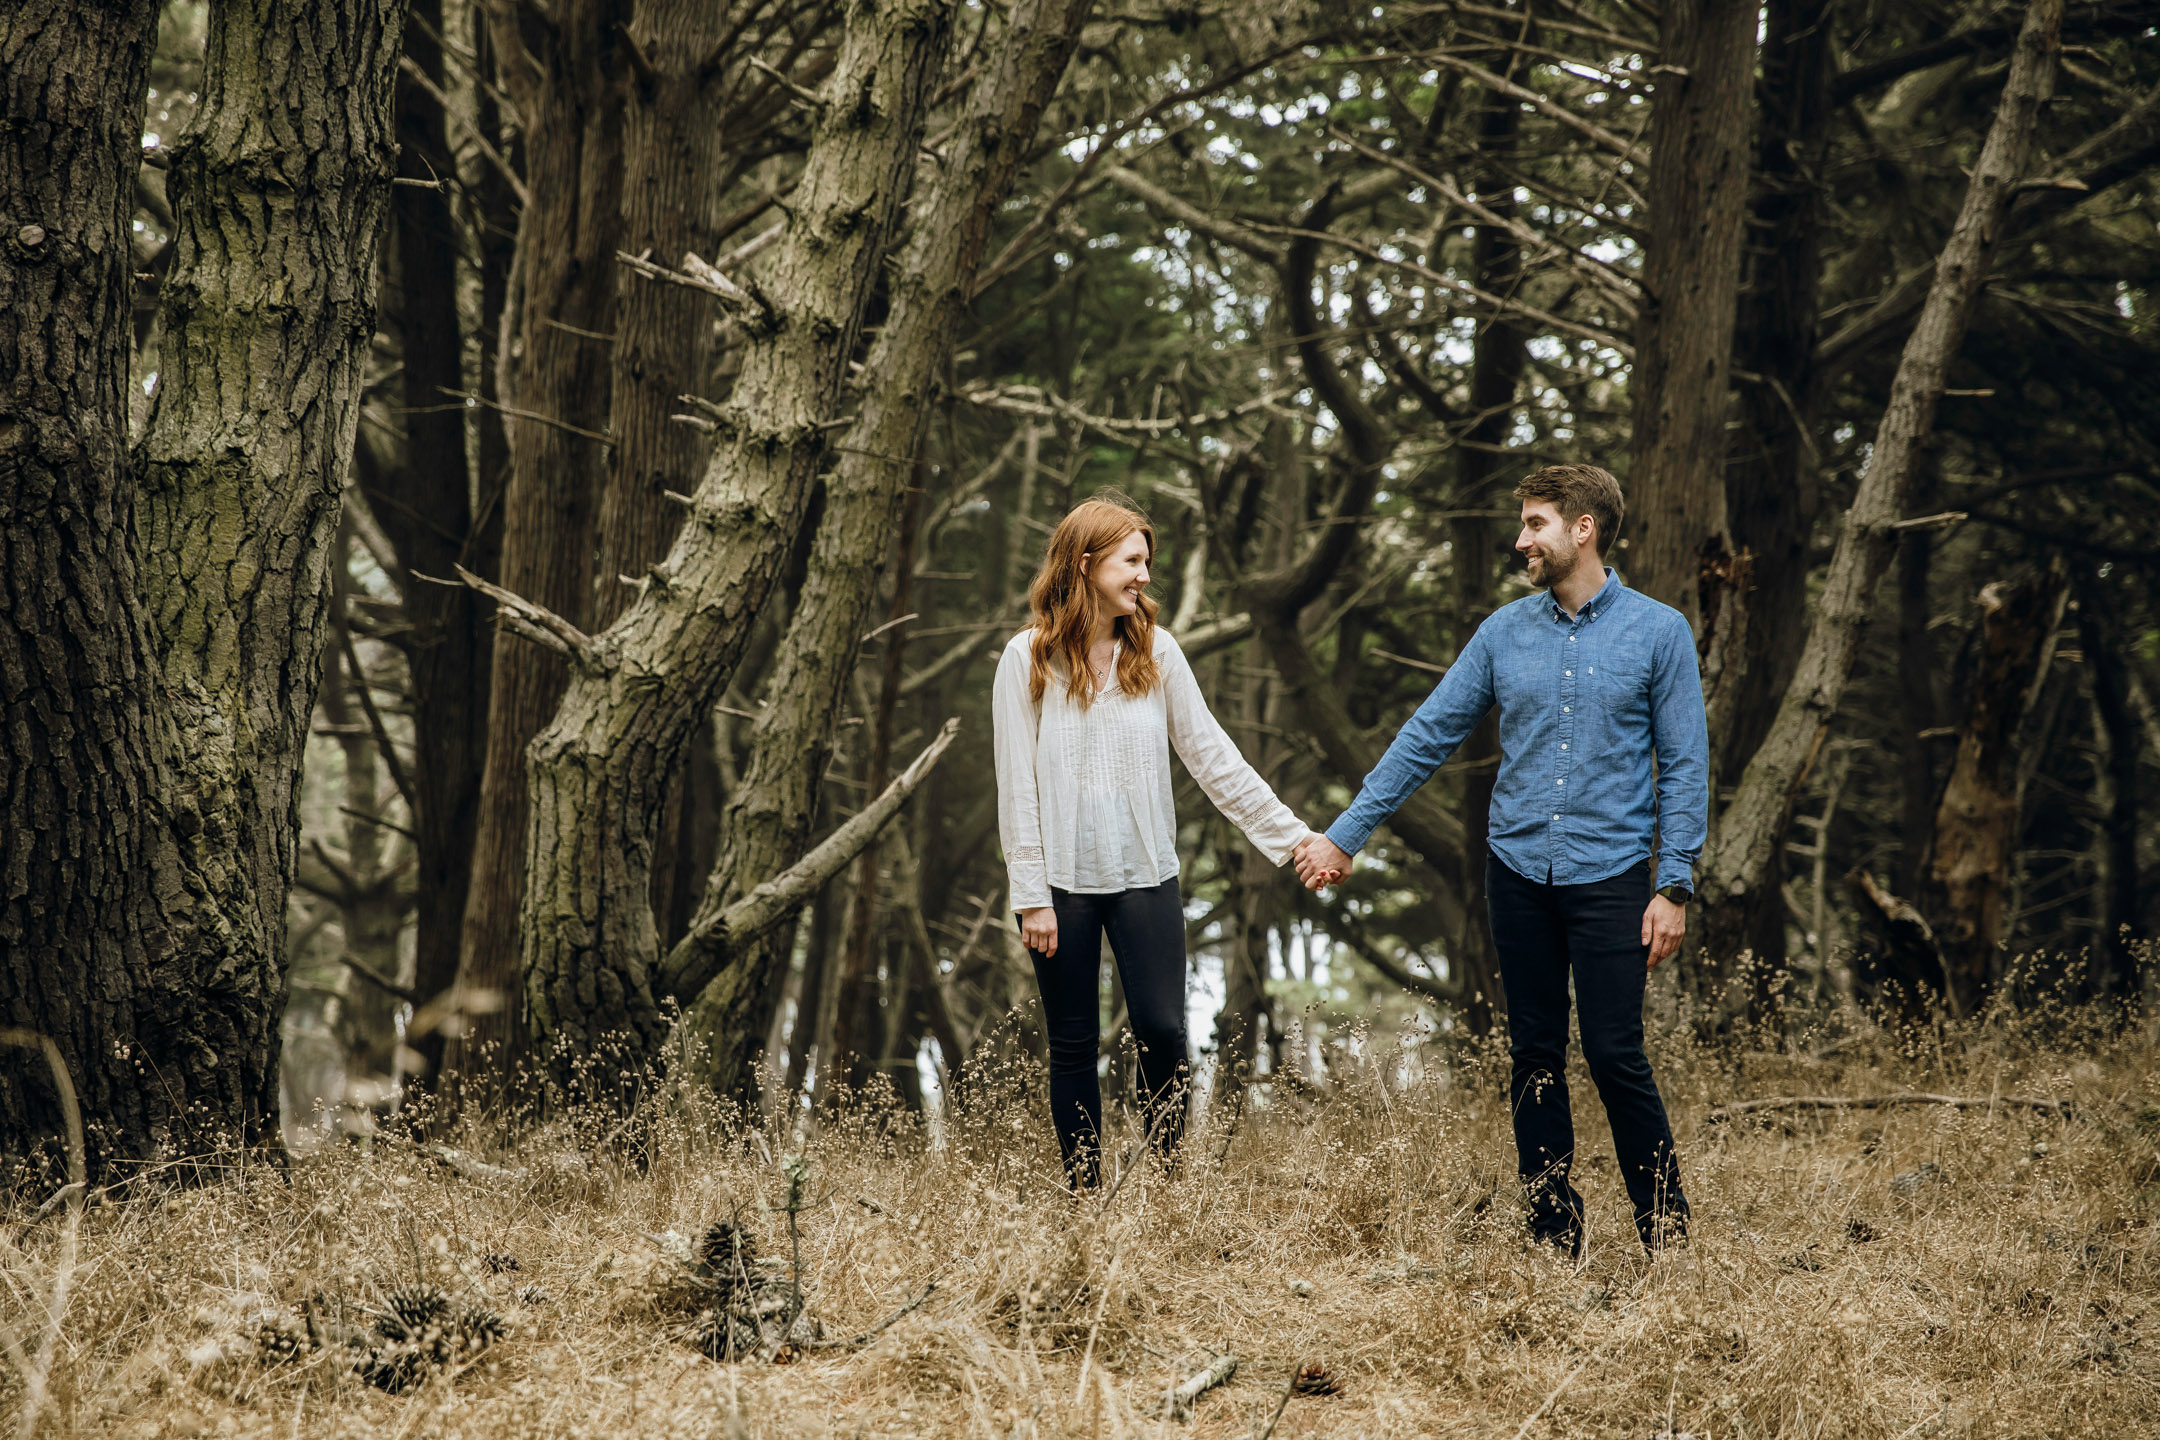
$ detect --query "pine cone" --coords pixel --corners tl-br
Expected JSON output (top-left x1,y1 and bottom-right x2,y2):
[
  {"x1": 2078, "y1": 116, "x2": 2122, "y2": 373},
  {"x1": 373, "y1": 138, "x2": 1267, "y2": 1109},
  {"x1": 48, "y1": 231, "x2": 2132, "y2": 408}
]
[
  {"x1": 452, "y1": 1305, "x2": 509, "y2": 1360},
  {"x1": 677, "y1": 1305, "x2": 762, "y2": 1362},
  {"x1": 375, "y1": 1284, "x2": 453, "y2": 1343},
  {"x1": 1292, "y1": 1362, "x2": 1342, "y2": 1396},
  {"x1": 253, "y1": 1311, "x2": 311, "y2": 1364},
  {"x1": 483, "y1": 1252, "x2": 521, "y2": 1274},
  {"x1": 698, "y1": 1222, "x2": 758, "y2": 1287}
]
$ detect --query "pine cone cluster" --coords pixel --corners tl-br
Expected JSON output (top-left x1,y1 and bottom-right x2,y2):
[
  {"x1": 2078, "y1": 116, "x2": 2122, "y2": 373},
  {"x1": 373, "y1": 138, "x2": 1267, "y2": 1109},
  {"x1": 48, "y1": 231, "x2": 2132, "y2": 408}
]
[
  {"x1": 654, "y1": 1217, "x2": 797, "y2": 1362},
  {"x1": 252, "y1": 1283, "x2": 510, "y2": 1392}
]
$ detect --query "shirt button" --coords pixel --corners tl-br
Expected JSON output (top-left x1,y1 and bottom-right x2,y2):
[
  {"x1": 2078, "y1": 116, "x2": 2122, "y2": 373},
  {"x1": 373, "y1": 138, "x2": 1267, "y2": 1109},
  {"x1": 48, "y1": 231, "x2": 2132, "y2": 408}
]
[
  {"x1": 1563, "y1": 706, "x2": 1570, "y2": 713},
  {"x1": 1587, "y1": 667, "x2": 1594, "y2": 674},
  {"x1": 1556, "y1": 778, "x2": 1564, "y2": 785},
  {"x1": 1565, "y1": 669, "x2": 1573, "y2": 677},
  {"x1": 1561, "y1": 743, "x2": 1568, "y2": 750},
  {"x1": 1552, "y1": 813, "x2": 1560, "y2": 822},
  {"x1": 1568, "y1": 636, "x2": 1575, "y2": 642}
]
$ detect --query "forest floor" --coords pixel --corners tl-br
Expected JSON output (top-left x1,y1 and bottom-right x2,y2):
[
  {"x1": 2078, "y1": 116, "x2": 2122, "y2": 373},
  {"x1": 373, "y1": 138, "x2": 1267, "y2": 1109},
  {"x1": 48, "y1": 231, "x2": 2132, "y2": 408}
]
[{"x1": 8, "y1": 1004, "x2": 2159, "y2": 1439}]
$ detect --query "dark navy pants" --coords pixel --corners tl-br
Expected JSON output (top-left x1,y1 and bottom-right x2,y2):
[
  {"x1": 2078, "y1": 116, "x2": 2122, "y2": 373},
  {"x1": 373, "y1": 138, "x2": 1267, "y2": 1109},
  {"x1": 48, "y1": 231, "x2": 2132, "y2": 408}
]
[
  {"x1": 1023, "y1": 878, "x2": 1189, "y2": 1188},
  {"x1": 1487, "y1": 855, "x2": 1688, "y2": 1248}
]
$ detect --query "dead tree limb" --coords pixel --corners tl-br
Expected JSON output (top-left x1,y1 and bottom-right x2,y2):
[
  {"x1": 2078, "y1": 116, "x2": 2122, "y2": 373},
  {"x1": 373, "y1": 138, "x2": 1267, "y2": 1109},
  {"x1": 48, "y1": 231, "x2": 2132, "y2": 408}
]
[
  {"x1": 1706, "y1": 1093, "x2": 2073, "y2": 1124},
  {"x1": 661, "y1": 719, "x2": 962, "y2": 1001},
  {"x1": 1160, "y1": 1353, "x2": 1239, "y2": 1420}
]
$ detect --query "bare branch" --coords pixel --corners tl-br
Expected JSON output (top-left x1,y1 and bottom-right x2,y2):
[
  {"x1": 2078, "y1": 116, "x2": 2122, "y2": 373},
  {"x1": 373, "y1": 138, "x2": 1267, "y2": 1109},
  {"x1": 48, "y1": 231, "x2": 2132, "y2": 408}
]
[
  {"x1": 659, "y1": 718, "x2": 962, "y2": 1000},
  {"x1": 438, "y1": 563, "x2": 597, "y2": 661},
  {"x1": 1102, "y1": 165, "x2": 1284, "y2": 265}
]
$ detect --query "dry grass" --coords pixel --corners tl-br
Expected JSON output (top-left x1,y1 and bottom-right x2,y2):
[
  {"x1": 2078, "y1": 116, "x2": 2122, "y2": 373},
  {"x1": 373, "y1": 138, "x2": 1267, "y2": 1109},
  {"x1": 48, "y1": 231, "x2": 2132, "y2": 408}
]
[{"x1": 6, "y1": 1009, "x2": 2158, "y2": 1439}]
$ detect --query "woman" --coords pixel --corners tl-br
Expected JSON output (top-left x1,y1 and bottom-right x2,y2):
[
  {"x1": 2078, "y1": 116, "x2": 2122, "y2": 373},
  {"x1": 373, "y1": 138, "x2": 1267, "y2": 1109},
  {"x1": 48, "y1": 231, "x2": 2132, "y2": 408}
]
[{"x1": 994, "y1": 494, "x2": 1321, "y2": 1189}]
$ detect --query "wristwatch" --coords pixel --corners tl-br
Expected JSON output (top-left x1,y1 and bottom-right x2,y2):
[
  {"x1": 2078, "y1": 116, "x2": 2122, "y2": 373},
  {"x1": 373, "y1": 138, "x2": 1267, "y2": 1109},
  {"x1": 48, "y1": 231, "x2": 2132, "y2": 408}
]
[{"x1": 1656, "y1": 883, "x2": 1693, "y2": 906}]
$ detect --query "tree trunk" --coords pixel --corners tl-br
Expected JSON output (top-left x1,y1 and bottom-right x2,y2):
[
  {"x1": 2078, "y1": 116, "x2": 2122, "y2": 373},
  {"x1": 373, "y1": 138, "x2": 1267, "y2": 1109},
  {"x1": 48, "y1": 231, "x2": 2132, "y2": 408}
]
[
  {"x1": 1701, "y1": 0, "x2": 2065, "y2": 919},
  {"x1": 1702, "y1": 0, "x2": 1836, "y2": 981},
  {"x1": 1445, "y1": 51, "x2": 1531, "y2": 1038},
  {"x1": 0, "y1": 0, "x2": 173, "y2": 1170},
  {"x1": 1923, "y1": 567, "x2": 2068, "y2": 1009},
  {"x1": 373, "y1": 0, "x2": 494, "y2": 1092},
  {"x1": 1, "y1": 0, "x2": 402, "y2": 1169},
  {"x1": 452, "y1": 0, "x2": 627, "y2": 1083},
  {"x1": 516, "y1": 0, "x2": 957, "y2": 1075},
  {"x1": 1624, "y1": 0, "x2": 1756, "y2": 647},
  {"x1": 315, "y1": 544, "x2": 412, "y2": 1099},
  {"x1": 678, "y1": 0, "x2": 1095, "y2": 1102},
  {"x1": 2077, "y1": 579, "x2": 2143, "y2": 996},
  {"x1": 1894, "y1": 467, "x2": 1943, "y2": 896},
  {"x1": 1211, "y1": 833, "x2": 1282, "y2": 1102},
  {"x1": 1724, "y1": 0, "x2": 1832, "y2": 771},
  {"x1": 830, "y1": 487, "x2": 922, "y2": 1092},
  {"x1": 135, "y1": 0, "x2": 404, "y2": 1138}
]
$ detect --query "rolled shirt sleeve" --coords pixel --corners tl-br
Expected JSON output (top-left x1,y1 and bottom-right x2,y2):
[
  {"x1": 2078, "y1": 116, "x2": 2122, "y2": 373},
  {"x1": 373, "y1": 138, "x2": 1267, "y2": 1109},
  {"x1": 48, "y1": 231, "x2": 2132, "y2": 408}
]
[{"x1": 1325, "y1": 625, "x2": 1496, "y2": 857}]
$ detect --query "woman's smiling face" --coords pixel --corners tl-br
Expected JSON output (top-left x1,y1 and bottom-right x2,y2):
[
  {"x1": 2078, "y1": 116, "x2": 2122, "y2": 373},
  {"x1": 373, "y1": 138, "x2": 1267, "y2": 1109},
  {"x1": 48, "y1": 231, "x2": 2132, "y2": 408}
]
[{"x1": 1086, "y1": 528, "x2": 1152, "y2": 619}]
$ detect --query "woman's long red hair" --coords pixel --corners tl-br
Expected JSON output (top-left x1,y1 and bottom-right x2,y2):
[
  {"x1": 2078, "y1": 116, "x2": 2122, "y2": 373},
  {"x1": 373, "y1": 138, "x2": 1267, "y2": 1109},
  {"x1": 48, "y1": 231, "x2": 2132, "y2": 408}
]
[{"x1": 1026, "y1": 496, "x2": 1162, "y2": 707}]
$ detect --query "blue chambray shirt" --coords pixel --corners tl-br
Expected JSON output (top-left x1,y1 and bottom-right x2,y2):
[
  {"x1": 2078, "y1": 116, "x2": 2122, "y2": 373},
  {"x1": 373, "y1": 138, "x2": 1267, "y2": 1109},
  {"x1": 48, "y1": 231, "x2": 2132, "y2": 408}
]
[{"x1": 1324, "y1": 568, "x2": 1710, "y2": 891}]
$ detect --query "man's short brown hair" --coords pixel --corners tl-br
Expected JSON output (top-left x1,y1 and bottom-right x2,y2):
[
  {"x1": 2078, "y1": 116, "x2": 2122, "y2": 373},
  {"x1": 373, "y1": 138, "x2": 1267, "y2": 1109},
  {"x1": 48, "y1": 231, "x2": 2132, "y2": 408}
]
[{"x1": 1513, "y1": 464, "x2": 1624, "y2": 555}]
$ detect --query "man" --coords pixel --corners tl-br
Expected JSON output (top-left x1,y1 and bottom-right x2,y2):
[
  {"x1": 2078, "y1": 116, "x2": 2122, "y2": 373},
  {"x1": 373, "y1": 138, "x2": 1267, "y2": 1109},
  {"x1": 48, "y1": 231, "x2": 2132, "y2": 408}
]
[{"x1": 1294, "y1": 464, "x2": 1707, "y2": 1255}]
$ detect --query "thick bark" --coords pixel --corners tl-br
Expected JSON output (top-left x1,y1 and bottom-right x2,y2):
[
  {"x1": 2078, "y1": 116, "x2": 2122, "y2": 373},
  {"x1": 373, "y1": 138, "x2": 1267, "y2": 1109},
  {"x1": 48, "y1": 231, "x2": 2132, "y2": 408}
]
[
  {"x1": 829, "y1": 487, "x2": 922, "y2": 1092},
  {"x1": 515, "y1": 0, "x2": 957, "y2": 1073},
  {"x1": 134, "y1": 0, "x2": 404, "y2": 1139},
  {"x1": 1624, "y1": 0, "x2": 1756, "y2": 647},
  {"x1": 595, "y1": 0, "x2": 732, "y2": 942},
  {"x1": 1923, "y1": 567, "x2": 2068, "y2": 1009},
  {"x1": 453, "y1": 0, "x2": 627, "y2": 1080},
  {"x1": 679, "y1": 0, "x2": 1094, "y2": 1101},
  {"x1": 0, "y1": 0, "x2": 171, "y2": 1168},
  {"x1": 373, "y1": 0, "x2": 493, "y2": 1090},
  {"x1": 1, "y1": 0, "x2": 401, "y2": 1168},
  {"x1": 1701, "y1": 0, "x2": 2065, "y2": 914},
  {"x1": 594, "y1": 0, "x2": 727, "y2": 630}
]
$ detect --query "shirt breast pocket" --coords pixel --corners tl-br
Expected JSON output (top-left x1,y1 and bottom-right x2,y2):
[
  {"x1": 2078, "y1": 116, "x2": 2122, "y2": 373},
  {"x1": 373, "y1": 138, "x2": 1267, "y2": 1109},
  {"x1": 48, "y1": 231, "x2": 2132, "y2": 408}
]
[{"x1": 1595, "y1": 655, "x2": 1649, "y2": 720}]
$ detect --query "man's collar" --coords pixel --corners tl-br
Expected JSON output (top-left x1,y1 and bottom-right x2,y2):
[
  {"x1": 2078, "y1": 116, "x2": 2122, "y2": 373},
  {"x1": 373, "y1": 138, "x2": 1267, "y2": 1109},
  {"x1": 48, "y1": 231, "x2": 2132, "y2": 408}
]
[{"x1": 1549, "y1": 566, "x2": 1622, "y2": 622}]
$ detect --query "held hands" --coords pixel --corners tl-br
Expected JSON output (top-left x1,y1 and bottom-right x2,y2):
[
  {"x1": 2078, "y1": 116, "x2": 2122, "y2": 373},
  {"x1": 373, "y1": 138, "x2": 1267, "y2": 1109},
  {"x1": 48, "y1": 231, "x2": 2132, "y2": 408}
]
[
  {"x1": 1642, "y1": 894, "x2": 1685, "y2": 967},
  {"x1": 1293, "y1": 832, "x2": 1352, "y2": 891},
  {"x1": 1019, "y1": 905, "x2": 1058, "y2": 957}
]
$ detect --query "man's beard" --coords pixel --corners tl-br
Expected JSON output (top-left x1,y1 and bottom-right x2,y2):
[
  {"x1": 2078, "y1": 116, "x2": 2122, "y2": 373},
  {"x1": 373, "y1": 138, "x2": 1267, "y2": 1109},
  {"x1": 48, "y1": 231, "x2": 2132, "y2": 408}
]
[{"x1": 1526, "y1": 541, "x2": 1579, "y2": 589}]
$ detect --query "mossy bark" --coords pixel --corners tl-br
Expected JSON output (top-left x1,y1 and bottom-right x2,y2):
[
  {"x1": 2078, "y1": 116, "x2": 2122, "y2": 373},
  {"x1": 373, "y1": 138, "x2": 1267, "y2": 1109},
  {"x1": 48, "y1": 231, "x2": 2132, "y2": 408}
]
[{"x1": 0, "y1": 0, "x2": 401, "y2": 1169}]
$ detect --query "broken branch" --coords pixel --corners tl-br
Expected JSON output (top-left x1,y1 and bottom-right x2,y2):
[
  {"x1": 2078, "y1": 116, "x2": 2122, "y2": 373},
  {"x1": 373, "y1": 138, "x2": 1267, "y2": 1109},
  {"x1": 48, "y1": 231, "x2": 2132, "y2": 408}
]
[{"x1": 1706, "y1": 1093, "x2": 2074, "y2": 1125}]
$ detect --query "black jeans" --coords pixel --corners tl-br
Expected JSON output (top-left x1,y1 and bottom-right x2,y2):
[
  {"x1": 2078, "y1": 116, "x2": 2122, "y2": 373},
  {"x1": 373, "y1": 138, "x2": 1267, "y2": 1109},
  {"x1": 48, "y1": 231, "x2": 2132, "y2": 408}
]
[
  {"x1": 1487, "y1": 855, "x2": 1688, "y2": 1249},
  {"x1": 1022, "y1": 878, "x2": 1190, "y2": 1188}
]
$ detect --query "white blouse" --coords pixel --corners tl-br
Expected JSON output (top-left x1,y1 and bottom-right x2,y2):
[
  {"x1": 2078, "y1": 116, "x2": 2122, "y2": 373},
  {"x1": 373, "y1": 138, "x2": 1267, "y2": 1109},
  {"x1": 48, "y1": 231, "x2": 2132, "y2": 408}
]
[{"x1": 993, "y1": 627, "x2": 1311, "y2": 911}]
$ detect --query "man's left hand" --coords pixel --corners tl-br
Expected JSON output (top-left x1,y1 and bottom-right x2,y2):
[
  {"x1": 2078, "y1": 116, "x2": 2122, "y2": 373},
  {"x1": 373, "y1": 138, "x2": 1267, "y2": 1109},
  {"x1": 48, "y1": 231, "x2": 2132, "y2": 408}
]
[{"x1": 1642, "y1": 894, "x2": 1685, "y2": 967}]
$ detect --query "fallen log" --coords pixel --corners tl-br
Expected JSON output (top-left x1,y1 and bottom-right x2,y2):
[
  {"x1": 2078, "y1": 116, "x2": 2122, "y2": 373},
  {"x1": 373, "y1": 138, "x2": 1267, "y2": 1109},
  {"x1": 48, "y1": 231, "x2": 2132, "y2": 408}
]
[{"x1": 1705, "y1": 1093, "x2": 2072, "y2": 1125}]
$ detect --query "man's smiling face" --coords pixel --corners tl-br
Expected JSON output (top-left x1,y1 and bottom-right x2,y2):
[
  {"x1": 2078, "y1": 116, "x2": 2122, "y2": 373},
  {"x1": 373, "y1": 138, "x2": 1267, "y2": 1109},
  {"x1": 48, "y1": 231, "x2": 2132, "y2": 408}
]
[{"x1": 1515, "y1": 499, "x2": 1585, "y2": 590}]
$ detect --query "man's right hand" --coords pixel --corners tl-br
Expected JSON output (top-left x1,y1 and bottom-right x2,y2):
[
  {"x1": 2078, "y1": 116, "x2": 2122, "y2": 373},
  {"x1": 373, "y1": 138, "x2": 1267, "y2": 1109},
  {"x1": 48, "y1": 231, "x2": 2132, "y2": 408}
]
[
  {"x1": 1294, "y1": 833, "x2": 1353, "y2": 891},
  {"x1": 1019, "y1": 905, "x2": 1058, "y2": 957}
]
